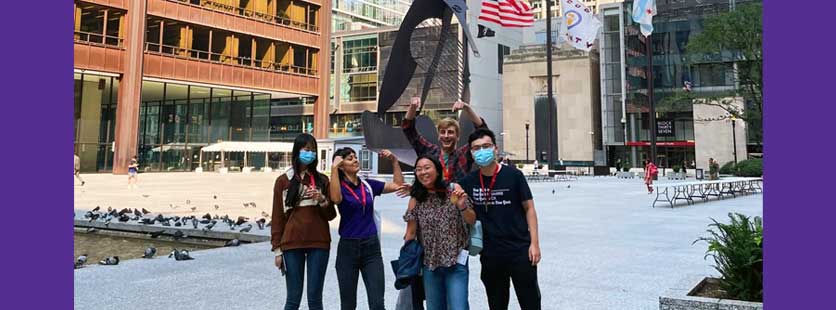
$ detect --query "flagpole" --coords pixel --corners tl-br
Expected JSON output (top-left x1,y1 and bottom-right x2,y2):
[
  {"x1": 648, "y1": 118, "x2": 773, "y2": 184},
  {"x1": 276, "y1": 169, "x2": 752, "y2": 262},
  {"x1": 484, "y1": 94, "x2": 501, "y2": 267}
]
[
  {"x1": 647, "y1": 33, "x2": 657, "y2": 166},
  {"x1": 546, "y1": 0, "x2": 556, "y2": 170}
]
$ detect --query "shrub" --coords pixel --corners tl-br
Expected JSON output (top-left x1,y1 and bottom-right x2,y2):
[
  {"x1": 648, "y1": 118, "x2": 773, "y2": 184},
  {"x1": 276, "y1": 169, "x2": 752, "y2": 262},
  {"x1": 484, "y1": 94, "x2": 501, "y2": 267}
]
[
  {"x1": 719, "y1": 161, "x2": 736, "y2": 174},
  {"x1": 734, "y1": 159, "x2": 763, "y2": 177},
  {"x1": 694, "y1": 213, "x2": 763, "y2": 302}
]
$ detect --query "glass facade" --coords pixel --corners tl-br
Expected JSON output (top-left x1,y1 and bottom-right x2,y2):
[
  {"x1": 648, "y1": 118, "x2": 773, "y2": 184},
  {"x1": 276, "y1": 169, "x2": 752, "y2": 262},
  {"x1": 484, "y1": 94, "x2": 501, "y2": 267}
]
[
  {"x1": 136, "y1": 80, "x2": 303, "y2": 172},
  {"x1": 332, "y1": 0, "x2": 408, "y2": 32},
  {"x1": 74, "y1": 72, "x2": 118, "y2": 172},
  {"x1": 605, "y1": 0, "x2": 740, "y2": 168}
]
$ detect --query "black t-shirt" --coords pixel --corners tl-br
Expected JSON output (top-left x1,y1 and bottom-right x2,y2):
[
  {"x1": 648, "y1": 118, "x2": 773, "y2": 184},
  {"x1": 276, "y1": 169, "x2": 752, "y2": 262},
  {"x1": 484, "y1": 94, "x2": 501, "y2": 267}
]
[{"x1": 460, "y1": 165, "x2": 533, "y2": 257}]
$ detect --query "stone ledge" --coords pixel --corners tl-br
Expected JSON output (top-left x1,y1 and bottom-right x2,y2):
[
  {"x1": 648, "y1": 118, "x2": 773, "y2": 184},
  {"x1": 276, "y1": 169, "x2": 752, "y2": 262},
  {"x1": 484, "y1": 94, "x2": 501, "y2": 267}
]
[{"x1": 660, "y1": 274, "x2": 763, "y2": 310}]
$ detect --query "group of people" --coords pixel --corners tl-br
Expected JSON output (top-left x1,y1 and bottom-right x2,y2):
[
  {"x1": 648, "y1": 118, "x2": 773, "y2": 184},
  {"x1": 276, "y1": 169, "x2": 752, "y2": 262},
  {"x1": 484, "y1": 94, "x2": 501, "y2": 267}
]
[
  {"x1": 73, "y1": 154, "x2": 139, "y2": 188},
  {"x1": 270, "y1": 98, "x2": 542, "y2": 310}
]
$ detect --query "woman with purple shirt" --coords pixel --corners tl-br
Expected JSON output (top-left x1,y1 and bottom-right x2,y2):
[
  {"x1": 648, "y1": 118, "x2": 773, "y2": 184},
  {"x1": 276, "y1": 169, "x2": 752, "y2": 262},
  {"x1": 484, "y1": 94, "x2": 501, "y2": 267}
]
[{"x1": 329, "y1": 147, "x2": 407, "y2": 310}]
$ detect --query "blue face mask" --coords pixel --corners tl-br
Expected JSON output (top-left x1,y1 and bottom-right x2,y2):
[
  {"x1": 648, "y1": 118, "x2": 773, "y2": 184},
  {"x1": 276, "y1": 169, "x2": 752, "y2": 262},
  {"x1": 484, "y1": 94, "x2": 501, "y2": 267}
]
[
  {"x1": 299, "y1": 150, "x2": 316, "y2": 165},
  {"x1": 473, "y1": 148, "x2": 496, "y2": 167}
]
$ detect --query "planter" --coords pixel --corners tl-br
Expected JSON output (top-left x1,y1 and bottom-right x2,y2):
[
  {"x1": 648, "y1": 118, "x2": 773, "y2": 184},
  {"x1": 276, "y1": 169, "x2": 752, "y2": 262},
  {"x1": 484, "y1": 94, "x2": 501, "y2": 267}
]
[{"x1": 660, "y1": 275, "x2": 763, "y2": 310}]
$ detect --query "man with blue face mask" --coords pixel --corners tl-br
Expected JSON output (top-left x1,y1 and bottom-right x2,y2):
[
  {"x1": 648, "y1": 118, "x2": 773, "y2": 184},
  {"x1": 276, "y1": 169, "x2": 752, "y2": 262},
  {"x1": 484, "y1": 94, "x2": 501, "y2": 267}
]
[{"x1": 459, "y1": 128, "x2": 542, "y2": 310}]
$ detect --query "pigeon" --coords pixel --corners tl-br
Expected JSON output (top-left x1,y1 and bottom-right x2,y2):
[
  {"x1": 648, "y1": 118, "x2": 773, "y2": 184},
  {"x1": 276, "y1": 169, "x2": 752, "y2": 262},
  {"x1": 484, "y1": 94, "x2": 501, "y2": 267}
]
[
  {"x1": 119, "y1": 215, "x2": 130, "y2": 222},
  {"x1": 261, "y1": 211, "x2": 270, "y2": 218},
  {"x1": 173, "y1": 230, "x2": 186, "y2": 240},
  {"x1": 249, "y1": 202, "x2": 257, "y2": 208},
  {"x1": 214, "y1": 204, "x2": 219, "y2": 210},
  {"x1": 75, "y1": 255, "x2": 88, "y2": 268},
  {"x1": 142, "y1": 247, "x2": 156, "y2": 258},
  {"x1": 131, "y1": 215, "x2": 140, "y2": 221},
  {"x1": 567, "y1": 185, "x2": 571, "y2": 189},
  {"x1": 161, "y1": 220, "x2": 171, "y2": 227},
  {"x1": 141, "y1": 208, "x2": 151, "y2": 215},
  {"x1": 239, "y1": 224, "x2": 253, "y2": 233},
  {"x1": 552, "y1": 189, "x2": 555, "y2": 195},
  {"x1": 170, "y1": 204, "x2": 178, "y2": 209},
  {"x1": 199, "y1": 219, "x2": 211, "y2": 225},
  {"x1": 142, "y1": 194, "x2": 150, "y2": 198},
  {"x1": 99, "y1": 256, "x2": 120, "y2": 265},
  {"x1": 86, "y1": 227, "x2": 97, "y2": 233},
  {"x1": 224, "y1": 239, "x2": 241, "y2": 247},
  {"x1": 140, "y1": 218, "x2": 154, "y2": 225},
  {"x1": 192, "y1": 218, "x2": 198, "y2": 229},
  {"x1": 186, "y1": 200, "x2": 191, "y2": 205},
  {"x1": 168, "y1": 249, "x2": 194, "y2": 261},
  {"x1": 235, "y1": 216, "x2": 249, "y2": 227},
  {"x1": 256, "y1": 218, "x2": 266, "y2": 230},
  {"x1": 202, "y1": 213, "x2": 212, "y2": 220},
  {"x1": 202, "y1": 221, "x2": 216, "y2": 231},
  {"x1": 213, "y1": 195, "x2": 217, "y2": 199},
  {"x1": 107, "y1": 206, "x2": 113, "y2": 213},
  {"x1": 87, "y1": 213, "x2": 100, "y2": 222},
  {"x1": 83, "y1": 211, "x2": 93, "y2": 219},
  {"x1": 154, "y1": 214, "x2": 165, "y2": 223},
  {"x1": 149, "y1": 230, "x2": 165, "y2": 238},
  {"x1": 243, "y1": 203, "x2": 249, "y2": 208},
  {"x1": 103, "y1": 218, "x2": 112, "y2": 227},
  {"x1": 133, "y1": 209, "x2": 142, "y2": 217},
  {"x1": 190, "y1": 206, "x2": 197, "y2": 212},
  {"x1": 92, "y1": 206, "x2": 101, "y2": 212},
  {"x1": 174, "y1": 221, "x2": 182, "y2": 227}
]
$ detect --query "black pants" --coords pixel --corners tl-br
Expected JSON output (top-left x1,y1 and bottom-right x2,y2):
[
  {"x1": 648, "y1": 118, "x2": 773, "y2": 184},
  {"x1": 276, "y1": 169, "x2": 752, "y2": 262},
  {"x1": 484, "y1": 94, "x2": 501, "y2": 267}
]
[
  {"x1": 480, "y1": 254, "x2": 541, "y2": 310},
  {"x1": 335, "y1": 236, "x2": 386, "y2": 310}
]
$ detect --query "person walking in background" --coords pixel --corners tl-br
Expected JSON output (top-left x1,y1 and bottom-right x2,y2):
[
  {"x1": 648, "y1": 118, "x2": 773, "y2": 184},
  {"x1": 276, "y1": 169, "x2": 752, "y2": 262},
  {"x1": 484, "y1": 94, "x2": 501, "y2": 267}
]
[
  {"x1": 271, "y1": 134, "x2": 337, "y2": 310},
  {"x1": 74, "y1": 152, "x2": 85, "y2": 186},
  {"x1": 644, "y1": 159, "x2": 658, "y2": 194},
  {"x1": 403, "y1": 155, "x2": 476, "y2": 310},
  {"x1": 329, "y1": 147, "x2": 407, "y2": 310},
  {"x1": 127, "y1": 156, "x2": 139, "y2": 190},
  {"x1": 682, "y1": 160, "x2": 688, "y2": 177},
  {"x1": 708, "y1": 158, "x2": 719, "y2": 180}
]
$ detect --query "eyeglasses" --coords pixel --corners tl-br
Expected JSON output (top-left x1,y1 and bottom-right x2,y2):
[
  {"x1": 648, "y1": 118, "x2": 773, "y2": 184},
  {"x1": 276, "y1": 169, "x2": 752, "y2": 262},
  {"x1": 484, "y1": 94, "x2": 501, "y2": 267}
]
[{"x1": 470, "y1": 143, "x2": 495, "y2": 152}]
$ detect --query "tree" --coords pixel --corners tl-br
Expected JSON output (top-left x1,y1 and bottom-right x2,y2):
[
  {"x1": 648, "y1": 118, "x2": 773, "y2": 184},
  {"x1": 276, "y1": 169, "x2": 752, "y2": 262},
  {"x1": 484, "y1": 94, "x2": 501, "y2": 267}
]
[{"x1": 661, "y1": 3, "x2": 762, "y2": 145}]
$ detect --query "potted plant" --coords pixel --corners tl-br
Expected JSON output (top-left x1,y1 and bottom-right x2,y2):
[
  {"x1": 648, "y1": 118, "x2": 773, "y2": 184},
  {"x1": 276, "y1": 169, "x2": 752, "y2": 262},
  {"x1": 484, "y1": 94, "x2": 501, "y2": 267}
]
[{"x1": 660, "y1": 213, "x2": 763, "y2": 309}]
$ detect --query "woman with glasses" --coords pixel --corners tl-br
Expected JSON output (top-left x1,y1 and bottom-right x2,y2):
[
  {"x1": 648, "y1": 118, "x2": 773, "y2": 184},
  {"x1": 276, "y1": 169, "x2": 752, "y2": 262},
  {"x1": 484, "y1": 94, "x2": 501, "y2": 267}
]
[{"x1": 403, "y1": 155, "x2": 476, "y2": 310}]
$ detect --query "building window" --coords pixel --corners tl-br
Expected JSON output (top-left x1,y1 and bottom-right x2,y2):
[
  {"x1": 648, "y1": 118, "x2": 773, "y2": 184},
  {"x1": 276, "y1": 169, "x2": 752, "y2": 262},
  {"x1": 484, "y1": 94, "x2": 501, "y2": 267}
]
[
  {"x1": 498, "y1": 44, "x2": 511, "y2": 74},
  {"x1": 360, "y1": 149, "x2": 371, "y2": 170},
  {"x1": 347, "y1": 73, "x2": 377, "y2": 102},
  {"x1": 343, "y1": 37, "x2": 378, "y2": 73}
]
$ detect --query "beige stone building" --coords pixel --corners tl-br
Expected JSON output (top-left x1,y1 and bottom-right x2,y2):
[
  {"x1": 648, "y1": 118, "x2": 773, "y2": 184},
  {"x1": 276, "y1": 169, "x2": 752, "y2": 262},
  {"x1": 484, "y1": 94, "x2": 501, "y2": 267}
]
[
  {"x1": 693, "y1": 98, "x2": 749, "y2": 171},
  {"x1": 501, "y1": 44, "x2": 601, "y2": 165}
]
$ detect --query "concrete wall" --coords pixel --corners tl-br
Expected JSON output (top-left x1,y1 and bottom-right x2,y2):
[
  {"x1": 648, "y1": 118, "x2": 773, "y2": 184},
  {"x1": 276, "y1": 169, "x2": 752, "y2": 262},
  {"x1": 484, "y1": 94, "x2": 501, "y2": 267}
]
[
  {"x1": 501, "y1": 46, "x2": 599, "y2": 163},
  {"x1": 693, "y1": 98, "x2": 749, "y2": 170}
]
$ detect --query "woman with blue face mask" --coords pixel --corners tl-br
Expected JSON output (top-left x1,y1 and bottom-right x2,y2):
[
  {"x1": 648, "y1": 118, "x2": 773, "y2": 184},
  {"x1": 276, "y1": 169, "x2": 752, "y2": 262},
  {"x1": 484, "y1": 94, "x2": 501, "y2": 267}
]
[{"x1": 270, "y1": 133, "x2": 337, "y2": 310}]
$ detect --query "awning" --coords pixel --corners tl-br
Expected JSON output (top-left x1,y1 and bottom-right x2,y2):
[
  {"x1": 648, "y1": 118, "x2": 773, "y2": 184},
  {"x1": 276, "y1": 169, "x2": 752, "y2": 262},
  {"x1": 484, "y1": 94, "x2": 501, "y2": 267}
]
[
  {"x1": 200, "y1": 141, "x2": 295, "y2": 153},
  {"x1": 151, "y1": 143, "x2": 207, "y2": 152}
]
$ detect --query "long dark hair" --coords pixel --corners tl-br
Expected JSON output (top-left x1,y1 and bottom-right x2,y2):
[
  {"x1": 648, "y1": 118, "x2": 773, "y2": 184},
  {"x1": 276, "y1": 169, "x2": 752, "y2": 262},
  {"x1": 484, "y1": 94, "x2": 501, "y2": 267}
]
[
  {"x1": 332, "y1": 147, "x2": 357, "y2": 183},
  {"x1": 285, "y1": 134, "x2": 326, "y2": 209},
  {"x1": 410, "y1": 155, "x2": 448, "y2": 203}
]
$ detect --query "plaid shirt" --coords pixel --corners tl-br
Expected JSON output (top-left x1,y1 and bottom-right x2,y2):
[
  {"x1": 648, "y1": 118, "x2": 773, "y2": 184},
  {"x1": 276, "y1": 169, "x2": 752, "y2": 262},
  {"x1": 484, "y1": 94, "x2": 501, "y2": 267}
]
[{"x1": 401, "y1": 118, "x2": 488, "y2": 183}]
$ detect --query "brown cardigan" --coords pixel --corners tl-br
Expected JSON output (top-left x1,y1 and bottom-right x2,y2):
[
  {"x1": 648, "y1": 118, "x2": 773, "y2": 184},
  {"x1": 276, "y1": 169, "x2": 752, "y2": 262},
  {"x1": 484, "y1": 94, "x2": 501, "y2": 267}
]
[{"x1": 270, "y1": 170, "x2": 337, "y2": 253}]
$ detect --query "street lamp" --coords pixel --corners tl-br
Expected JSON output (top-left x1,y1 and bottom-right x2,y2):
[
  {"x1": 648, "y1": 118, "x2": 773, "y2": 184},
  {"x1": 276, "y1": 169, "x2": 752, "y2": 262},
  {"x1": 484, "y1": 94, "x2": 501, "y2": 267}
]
[
  {"x1": 525, "y1": 121, "x2": 530, "y2": 162},
  {"x1": 731, "y1": 115, "x2": 738, "y2": 165}
]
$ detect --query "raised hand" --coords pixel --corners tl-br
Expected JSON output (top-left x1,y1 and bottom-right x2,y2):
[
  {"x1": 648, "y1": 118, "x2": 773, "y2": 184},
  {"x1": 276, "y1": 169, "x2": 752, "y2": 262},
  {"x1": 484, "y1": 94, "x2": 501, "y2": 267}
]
[
  {"x1": 452, "y1": 100, "x2": 470, "y2": 112},
  {"x1": 332, "y1": 155, "x2": 344, "y2": 170},
  {"x1": 380, "y1": 149, "x2": 397, "y2": 161}
]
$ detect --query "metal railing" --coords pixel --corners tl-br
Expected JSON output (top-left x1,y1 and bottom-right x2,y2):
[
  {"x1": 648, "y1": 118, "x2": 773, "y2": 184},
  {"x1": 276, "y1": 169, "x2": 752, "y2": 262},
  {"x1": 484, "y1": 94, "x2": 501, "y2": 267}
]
[
  {"x1": 168, "y1": 0, "x2": 319, "y2": 33},
  {"x1": 74, "y1": 31, "x2": 124, "y2": 48},
  {"x1": 145, "y1": 42, "x2": 318, "y2": 76}
]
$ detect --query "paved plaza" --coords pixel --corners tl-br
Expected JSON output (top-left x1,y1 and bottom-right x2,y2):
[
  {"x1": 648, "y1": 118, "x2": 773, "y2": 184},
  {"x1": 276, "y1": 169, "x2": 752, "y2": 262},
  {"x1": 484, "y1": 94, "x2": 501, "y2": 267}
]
[{"x1": 73, "y1": 172, "x2": 762, "y2": 309}]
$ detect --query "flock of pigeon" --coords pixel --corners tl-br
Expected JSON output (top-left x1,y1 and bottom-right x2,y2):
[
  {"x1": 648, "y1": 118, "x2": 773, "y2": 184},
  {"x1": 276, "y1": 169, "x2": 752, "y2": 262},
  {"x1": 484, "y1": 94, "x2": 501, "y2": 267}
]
[{"x1": 75, "y1": 196, "x2": 270, "y2": 269}]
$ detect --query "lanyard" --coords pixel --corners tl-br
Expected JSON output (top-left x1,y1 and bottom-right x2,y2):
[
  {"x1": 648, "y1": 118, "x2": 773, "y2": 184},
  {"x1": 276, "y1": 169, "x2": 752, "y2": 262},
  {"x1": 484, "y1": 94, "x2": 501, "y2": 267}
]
[
  {"x1": 479, "y1": 164, "x2": 500, "y2": 208},
  {"x1": 439, "y1": 153, "x2": 452, "y2": 182},
  {"x1": 341, "y1": 180, "x2": 367, "y2": 212}
]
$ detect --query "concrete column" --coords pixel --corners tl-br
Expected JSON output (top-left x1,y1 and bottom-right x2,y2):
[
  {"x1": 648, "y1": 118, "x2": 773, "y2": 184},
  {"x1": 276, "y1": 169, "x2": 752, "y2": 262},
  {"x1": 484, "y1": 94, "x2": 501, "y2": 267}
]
[
  {"x1": 312, "y1": 0, "x2": 331, "y2": 139},
  {"x1": 113, "y1": 0, "x2": 147, "y2": 174}
]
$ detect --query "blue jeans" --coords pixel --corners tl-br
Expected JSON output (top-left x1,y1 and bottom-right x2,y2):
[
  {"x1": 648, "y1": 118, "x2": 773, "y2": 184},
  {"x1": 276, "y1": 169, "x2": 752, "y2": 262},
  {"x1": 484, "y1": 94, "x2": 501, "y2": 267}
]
[
  {"x1": 335, "y1": 236, "x2": 386, "y2": 310},
  {"x1": 422, "y1": 260, "x2": 469, "y2": 310},
  {"x1": 283, "y1": 248, "x2": 330, "y2": 310}
]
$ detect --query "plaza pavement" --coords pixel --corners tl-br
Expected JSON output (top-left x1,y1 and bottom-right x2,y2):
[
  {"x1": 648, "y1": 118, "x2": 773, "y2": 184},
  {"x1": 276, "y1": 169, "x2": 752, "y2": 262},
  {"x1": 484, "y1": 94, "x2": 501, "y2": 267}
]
[{"x1": 73, "y1": 172, "x2": 762, "y2": 309}]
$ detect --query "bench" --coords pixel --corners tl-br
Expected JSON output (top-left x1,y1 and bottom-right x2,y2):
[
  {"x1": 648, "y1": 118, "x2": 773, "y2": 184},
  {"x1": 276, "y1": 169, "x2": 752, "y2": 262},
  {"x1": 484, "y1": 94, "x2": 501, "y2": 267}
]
[{"x1": 651, "y1": 177, "x2": 763, "y2": 208}]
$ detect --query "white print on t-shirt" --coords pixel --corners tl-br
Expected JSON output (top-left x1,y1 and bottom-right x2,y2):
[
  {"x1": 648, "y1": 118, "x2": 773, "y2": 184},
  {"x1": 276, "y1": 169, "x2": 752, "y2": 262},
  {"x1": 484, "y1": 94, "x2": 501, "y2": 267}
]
[{"x1": 470, "y1": 188, "x2": 512, "y2": 206}]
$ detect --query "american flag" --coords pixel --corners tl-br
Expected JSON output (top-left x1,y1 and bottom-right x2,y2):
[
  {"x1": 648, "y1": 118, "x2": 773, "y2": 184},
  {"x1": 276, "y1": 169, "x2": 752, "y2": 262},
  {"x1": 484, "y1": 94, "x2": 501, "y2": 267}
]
[{"x1": 478, "y1": 0, "x2": 535, "y2": 28}]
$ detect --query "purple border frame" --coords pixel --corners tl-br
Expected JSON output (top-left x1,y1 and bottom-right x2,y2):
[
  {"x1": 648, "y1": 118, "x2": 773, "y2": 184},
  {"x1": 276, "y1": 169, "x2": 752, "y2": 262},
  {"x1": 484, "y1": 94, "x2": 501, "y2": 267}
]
[{"x1": 2, "y1": 0, "x2": 835, "y2": 308}]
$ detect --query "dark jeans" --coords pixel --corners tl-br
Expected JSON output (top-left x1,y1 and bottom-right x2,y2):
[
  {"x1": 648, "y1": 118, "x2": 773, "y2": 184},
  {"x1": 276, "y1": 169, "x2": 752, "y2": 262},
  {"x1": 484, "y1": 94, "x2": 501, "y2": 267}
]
[
  {"x1": 283, "y1": 248, "x2": 330, "y2": 310},
  {"x1": 480, "y1": 254, "x2": 541, "y2": 310},
  {"x1": 335, "y1": 236, "x2": 386, "y2": 310}
]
